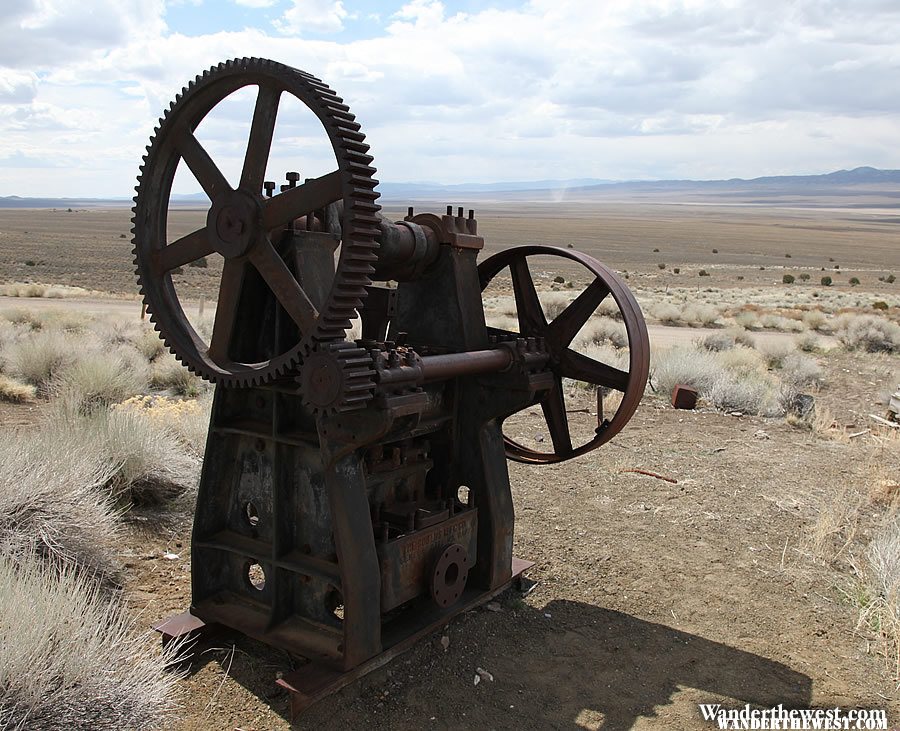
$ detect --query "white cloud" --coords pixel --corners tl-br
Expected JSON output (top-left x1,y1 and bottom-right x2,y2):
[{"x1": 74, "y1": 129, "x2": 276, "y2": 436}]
[
  {"x1": 233, "y1": 0, "x2": 276, "y2": 7},
  {"x1": 4, "y1": 0, "x2": 900, "y2": 196},
  {"x1": 274, "y1": 0, "x2": 349, "y2": 35}
]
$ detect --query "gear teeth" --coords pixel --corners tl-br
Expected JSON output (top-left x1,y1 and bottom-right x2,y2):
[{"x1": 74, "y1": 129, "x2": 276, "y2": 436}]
[{"x1": 132, "y1": 57, "x2": 381, "y2": 387}]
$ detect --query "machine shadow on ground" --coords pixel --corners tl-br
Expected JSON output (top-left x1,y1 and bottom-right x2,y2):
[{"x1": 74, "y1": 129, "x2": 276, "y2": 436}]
[{"x1": 179, "y1": 596, "x2": 812, "y2": 730}]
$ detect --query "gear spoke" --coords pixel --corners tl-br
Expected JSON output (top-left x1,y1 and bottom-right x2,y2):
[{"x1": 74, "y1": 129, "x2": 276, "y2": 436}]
[
  {"x1": 542, "y1": 376, "x2": 573, "y2": 455},
  {"x1": 156, "y1": 227, "x2": 215, "y2": 273},
  {"x1": 176, "y1": 129, "x2": 231, "y2": 201},
  {"x1": 546, "y1": 277, "x2": 610, "y2": 349},
  {"x1": 249, "y1": 237, "x2": 319, "y2": 332},
  {"x1": 240, "y1": 85, "x2": 281, "y2": 194},
  {"x1": 208, "y1": 259, "x2": 244, "y2": 363},
  {"x1": 510, "y1": 258, "x2": 546, "y2": 335},
  {"x1": 262, "y1": 170, "x2": 342, "y2": 230},
  {"x1": 560, "y1": 348, "x2": 629, "y2": 392}
]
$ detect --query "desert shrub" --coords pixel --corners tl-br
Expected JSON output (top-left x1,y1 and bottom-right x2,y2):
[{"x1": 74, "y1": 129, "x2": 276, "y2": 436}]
[
  {"x1": 729, "y1": 328, "x2": 756, "y2": 349},
  {"x1": 799, "y1": 273, "x2": 811, "y2": 281},
  {"x1": 836, "y1": 315, "x2": 900, "y2": 353},
  {"x1": 134, "y1": 327, "x2": 167, "y2": 361},
  {"x1": 887, "y1": 274, "x2": 896, "y2": 284},
  {"x1": 783, "y1": 274, "x2": 795, "y2": 284},
  {"x1": 699, "y1": 269, "x2": 710, "y2": 277},
  {"x1": 597, "y1": 298, "x2": 622, "y2": 320},
  {"x1": 650, "y1": 347, "x2": 725, "y2": 396},
  {"x1": 821, "y1": 276, "x2": 833, "y2": 286},
  {"x1": 759, "y1": 313, "x2": 804, "y2": 332},
  {"x1": 657, "y1": 263, "x2": 666, "y2": 270},
  {"x1": 541, "y1": 295, "x2": 570, "y2": 321},
  {"x1": 801, "y1": 309, "x2": 827, "y2": 331},
  {"x1": 706, "y1": 372, "x2": 781, "y2": 416},
  {"x1": 780, "y1": 352, "x2": 824, "y2": 389},
  {"x1": 0, "y1": 556, "x2": 181, "y2": 731},
  {"x1": 652, "y1": 248, "x2": 659, "y2": 253},
  {"x1": 849, "y1": 277, "x2": 860, "y2": 286},
  {"x1": 785, "y1": 253, "x2": 792, "y2": 258},
  {"x1": 681, "y1": 303, "x2": 719, "y2": 327},
  {"x1": 795, "y1": 332, "x2": 821, "y2": 353},
  {"x1": 873, "y1": 301, "x2": 889, "y2": 311},
  {"x1": 0, "y1": 425, "x2": 120, "y2": 580},
  {"x1": 734, "y1": 311, "x2": 759, "y2": 330},
  {"x1": 188, "y1": 256, "x2": 208, "y2": 268},
  {"x1": 673, "y1": 268, "x2": 680, "y2": 274},
  {"x1": 716, "y1": 345, "x2": 766, "y2": 378},
  {"x1": 0, "y1": 374, "x2": 36, "y2": 402},
  {"x1": 698, "y1": 332, "x2": 735, "y2": 352},
  {"x1": 485, "y1": 314, "x2": 519, "y2": 332},
  {"x1": 7, "y1": 329, "x2": 76, "y2": 391},
  {"x1": 711, "y1": 249, "x2": 718, "y2": 254},
  {"x1": 117, "y1": 394, "x2": 212, "y2": 458},
  {"x1": 757, "y1": 339, "x2": 795, "y2": 368},
  {"x1": 55, "y1": 349, "x2": 149, "y2": 412},
  {"x1": 653, "y1": 303, "x2": 682, "y2": 325},
  {"x1": 580, "y1": 318, "x2": 627, "y2": 349},
  {"x1": 150, "y1": 353, "x2": 206, "y2": 397},
  {"x1": 868, "y1": 522, "x2": 900, "y2": 603}
]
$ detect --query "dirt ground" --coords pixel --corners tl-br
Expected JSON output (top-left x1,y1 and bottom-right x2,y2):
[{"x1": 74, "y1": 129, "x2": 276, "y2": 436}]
[
  {"x1": 110, "y1": 346, "x2": 900, "y2": 731},
  {"x1": 1, "y1": 200, "x2": 898, "y2": 729}
]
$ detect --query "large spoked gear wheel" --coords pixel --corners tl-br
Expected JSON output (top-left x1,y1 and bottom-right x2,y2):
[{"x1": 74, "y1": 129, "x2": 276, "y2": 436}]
[{"x1": 132, "y1": 58, "x2": 380, "y2": 387}]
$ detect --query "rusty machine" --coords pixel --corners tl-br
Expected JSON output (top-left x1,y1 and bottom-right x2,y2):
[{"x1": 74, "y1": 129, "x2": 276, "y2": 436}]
[{"x1": 133, "y1": 58, "x2": 650, "y2": 714}]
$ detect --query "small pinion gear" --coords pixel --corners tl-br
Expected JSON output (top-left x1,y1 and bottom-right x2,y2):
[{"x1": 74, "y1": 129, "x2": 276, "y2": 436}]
[{"x1": 132, "y1": 57, "x2": 380, "y2": 387}]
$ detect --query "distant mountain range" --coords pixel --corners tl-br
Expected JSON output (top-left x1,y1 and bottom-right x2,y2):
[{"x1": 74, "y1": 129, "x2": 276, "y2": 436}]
[{"x1": 3, "y1": 167, "x2": 900, "y2": 208}]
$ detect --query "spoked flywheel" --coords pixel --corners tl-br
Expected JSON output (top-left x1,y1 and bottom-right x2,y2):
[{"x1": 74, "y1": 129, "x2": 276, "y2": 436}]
[
  {"x1": 132, "y1": 57, "x2": 380, "y2": 387},
  {"x1": 478, "y1": 246, "x2": 650, "y2": 463}
]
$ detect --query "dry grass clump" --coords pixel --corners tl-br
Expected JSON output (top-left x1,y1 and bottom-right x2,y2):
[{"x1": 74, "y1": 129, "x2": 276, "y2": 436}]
[
  {"x1": 578, "y1": 318, "x2": 627, "y2": 349},
  {"x1": 150, "y1": 353, "x2": 207, "y2": 397},
  {"x1": 6, "y1": 328, "x2": 77, "y2": 391},
  {"x1": 0, "y1": 425, "x2": 120, "y2": 580},
  {"x1": 47, "y1": 402, "x2": 199, "y2": 507},
  {"x1": 681, "y1": 303, "x2": 720, "y2": 327},
  {"x1": 836, "y1": 315, "x2": 900, "y2": 354},
  {"x1": 651, "y1": 342, "x2": 795, "y2": 416},
  {"x1": 133, "y1": 326, "x2": 167, "y2": 362},
  {"x1": 795, "y1": 332, "x2": 821, "y2": 352},
  {"x1": 780, "y1": 352, "x2": 824, "y2": 390},
  {"x1": 759, "y1": 313, "x2": 804, "y2": 332},
  {"x1": 0, "y1": 282, "x2": 89, "y2": 298},
  {"x1": 706, "y1": 372, "x2": 781, "y2": 416},
  {"x1": 757, "y1": 339, "x2": 795, "y2": 368},
  {"x1": 653, "y1": 302, "x2": 682, "y2": 325},
  {"x1": 0, "y1": 374, "x2": 36, "y2": 402},
  {"x1": 0, "y1": 556, "x2": 181, "y2": 730},
  {"x1": 54, "y1": 348, "x2": 149, "y2": 412},
  {"x1": 802, "y1": 309, "x2": 829, "y2": 332},
  {"x1": 697, "y1": 332, "x2": 735, "y2": 352},
  {"x1": 541, "y1": 294, "x2": 571, "y2": 321},
  {"x1": 117, "y1": 394, "x2": 212, "y2": 457},
  {"x1": 485, "y1": 314, "x2": 520, "y2": 332}
]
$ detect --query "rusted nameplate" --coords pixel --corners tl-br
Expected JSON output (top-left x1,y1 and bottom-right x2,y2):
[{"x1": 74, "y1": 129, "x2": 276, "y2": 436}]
[{"x1": 377, "y1": 509, "x2": 477, "y2": 612}]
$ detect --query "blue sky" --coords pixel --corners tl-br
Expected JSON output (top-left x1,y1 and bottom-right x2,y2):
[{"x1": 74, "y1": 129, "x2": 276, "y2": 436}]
[{"x1": 3, "y1": 0, "x2": 900, "y2": 197}]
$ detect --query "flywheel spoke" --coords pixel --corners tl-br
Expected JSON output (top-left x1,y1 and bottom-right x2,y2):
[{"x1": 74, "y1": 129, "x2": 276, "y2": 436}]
[
  {"x1": 176, "y1": 129, "x2": 231, "y2": 201},
  {"x1": 208, "y1": 259, "x2": 244, "y2": 363},
  {"x1": 546, "y1": 277, "x2": 610, "y2": 349},
  {"x1": 249, "y1": 237, "x2": 319, "y2": 332},
  {"x1": 240, "y1": 85, "x2": 281, "y2": 194},
  {"x1": 262, "y1": 170, "x2": 342, "y2": 230},
  {"x1": 156, "y1": 228, "x2": 214, "y2": 273},
  {"x1": 510, "y1": 258, "x2": 547, "y2": 335},
  {"x1": 559, "y1": 348, "x2": 630, "y2": 392},
  {"x1": 542, "y1": 376, "x2": 573, "y2": 455}
]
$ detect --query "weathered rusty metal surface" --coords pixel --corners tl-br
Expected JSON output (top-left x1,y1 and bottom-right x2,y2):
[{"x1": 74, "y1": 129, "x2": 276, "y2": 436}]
[
  {"x1": 138, "y1": 58, "x2": 650, "y2": 718},
  {"x1": 672, "y1": 384, "x2": 699, "y2": 410}
]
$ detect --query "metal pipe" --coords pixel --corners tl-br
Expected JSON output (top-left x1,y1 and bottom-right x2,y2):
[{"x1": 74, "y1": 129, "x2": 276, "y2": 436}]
[{"x1": 419, "y1": 348, "x2": 513, "y2": 382}]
